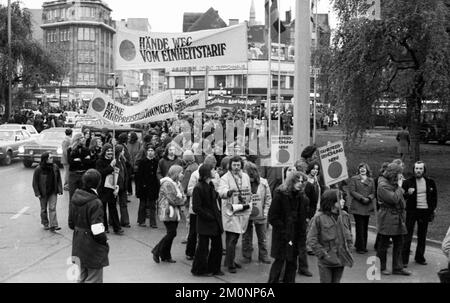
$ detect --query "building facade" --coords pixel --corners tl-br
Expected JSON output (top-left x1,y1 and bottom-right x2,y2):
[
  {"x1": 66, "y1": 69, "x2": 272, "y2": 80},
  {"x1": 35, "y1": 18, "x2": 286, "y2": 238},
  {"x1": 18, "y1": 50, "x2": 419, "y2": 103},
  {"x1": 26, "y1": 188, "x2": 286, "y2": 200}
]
[{"x1": 40, "y1": 0, "x2": 116, "y2": 106}]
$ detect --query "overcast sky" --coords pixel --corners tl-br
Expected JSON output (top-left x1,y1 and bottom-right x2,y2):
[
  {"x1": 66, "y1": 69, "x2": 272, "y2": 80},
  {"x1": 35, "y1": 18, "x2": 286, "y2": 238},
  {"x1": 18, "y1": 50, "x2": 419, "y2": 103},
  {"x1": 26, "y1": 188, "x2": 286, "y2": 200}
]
[{"x1": 2, "y1": 0, "x2": 335, "y2": 32}]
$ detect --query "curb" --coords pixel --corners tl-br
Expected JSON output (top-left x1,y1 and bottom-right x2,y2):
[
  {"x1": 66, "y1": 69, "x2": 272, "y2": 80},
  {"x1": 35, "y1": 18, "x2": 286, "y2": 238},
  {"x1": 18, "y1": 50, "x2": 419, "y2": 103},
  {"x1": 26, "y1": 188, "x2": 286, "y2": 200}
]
[{"x1": 367, "y1": 225, "x2": 443, "y2": 249}]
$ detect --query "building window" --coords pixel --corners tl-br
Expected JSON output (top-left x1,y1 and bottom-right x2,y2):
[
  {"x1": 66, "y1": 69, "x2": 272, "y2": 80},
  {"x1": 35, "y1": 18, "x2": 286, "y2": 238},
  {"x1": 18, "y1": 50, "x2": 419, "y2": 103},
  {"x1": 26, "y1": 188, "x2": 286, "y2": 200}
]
[
  {"x1": 174, "y1": 77, "x2": 186, "y2": 89},
  {"x1": 234, "y1": 75, "x2": 247, "y2": 88},
  {"x1": 90, "y1": 28, "x2": 95, "y2": 41},
  {"x1": 78, "y1": 28, "x2": 95, "y2": 41},
  {"x1": 193, "y1": 76, "x2": 205, "y2": 89},
  {"x1": 215, "y1": 75, "x2": 226, "y2": 88}
]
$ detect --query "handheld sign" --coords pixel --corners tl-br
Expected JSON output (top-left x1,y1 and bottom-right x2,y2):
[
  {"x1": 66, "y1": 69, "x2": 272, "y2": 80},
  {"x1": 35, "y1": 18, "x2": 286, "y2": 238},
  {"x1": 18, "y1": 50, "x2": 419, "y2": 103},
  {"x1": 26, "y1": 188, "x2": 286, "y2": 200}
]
[
  {"x1": 271, "y1": 135, "x2": 294, "y2": 167},
  {"x1": 318, "y1": 141, "x2": 348, "y2": 187}
]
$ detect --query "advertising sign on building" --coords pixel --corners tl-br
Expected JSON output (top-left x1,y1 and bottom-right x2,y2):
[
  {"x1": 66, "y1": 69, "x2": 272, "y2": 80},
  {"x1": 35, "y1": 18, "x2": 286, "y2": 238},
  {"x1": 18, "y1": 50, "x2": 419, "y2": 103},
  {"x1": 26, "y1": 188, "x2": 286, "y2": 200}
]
[
  {"x1": 270, "y1": 135, "x2": 294, "y2": 167},
  {"x1": 115, "y1": 23, "x2": 248, "y2": 70},
  {"x1": 87, "y1": 89, "x2": 176, "y2": 124},
  {"x1": 318, "y1": 141, "x2": 349, "y2": 187}
]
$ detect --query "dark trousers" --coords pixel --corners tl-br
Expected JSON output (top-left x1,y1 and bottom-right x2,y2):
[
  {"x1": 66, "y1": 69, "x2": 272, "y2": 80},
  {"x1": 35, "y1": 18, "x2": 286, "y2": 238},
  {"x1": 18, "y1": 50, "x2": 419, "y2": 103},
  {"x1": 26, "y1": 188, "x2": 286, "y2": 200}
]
[
  {"x1": 185, "y1": 214, "x2": 198, "y2": 258},
  {"x1": 78, "y1": 267, "x2": 103, "y2": 283},
  {"x1": 297, "y1": 235, "x2": 309, "y2": 272},
  {"x1": 354, "y1": 214, "x2": 370, "y2": 251},
  {"x1": 138, "y1": 197, "x2": 156, "y2": 226},
  {"x1": 402, "y1": 209, "x2": 430, "y2": 264},
  {"x1": 318, "y1": 265, "x2": 344, "y2": 283},
  {"x1": 191, "y1": 234, "x2": 223, "y2": 275},
  {"x1": 268, "y1": 259, "x2": 297, "y2": 283},
  {"x1": 224, "y1": 232, "x2": 240, "y2": 268},
  {"x1": 99, "y1": 189, "x2": 121, "y2": 233},
  {"x1": 118, "y1": 190, "x2": 129, "y2": 226},
  {"x1": 153, "y1": 221, "x2": 178, "y2": 260},
  {"x1": 376, "y1": 234, "x2": 404, "y2": 271}
]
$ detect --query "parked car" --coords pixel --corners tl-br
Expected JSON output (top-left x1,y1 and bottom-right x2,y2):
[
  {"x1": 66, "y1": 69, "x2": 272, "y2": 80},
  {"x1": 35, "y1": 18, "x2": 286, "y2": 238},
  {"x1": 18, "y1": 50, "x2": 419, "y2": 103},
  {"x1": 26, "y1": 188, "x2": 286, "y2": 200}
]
[
  {"x1": 82, "y1": 125, "x2": 143, "y2": 142},
  {"x1": 0, "y1": 124, "x2": 40, "y2": 138},
  {"x1": 420, "y1": 120, "x2": 450, "y2": 144},
  {"x1": 18, "y1": 127, "x2": 81, "y2": 168},
  {"x1": 0, "y1": 129, "x2": 35, "y2": 166}
]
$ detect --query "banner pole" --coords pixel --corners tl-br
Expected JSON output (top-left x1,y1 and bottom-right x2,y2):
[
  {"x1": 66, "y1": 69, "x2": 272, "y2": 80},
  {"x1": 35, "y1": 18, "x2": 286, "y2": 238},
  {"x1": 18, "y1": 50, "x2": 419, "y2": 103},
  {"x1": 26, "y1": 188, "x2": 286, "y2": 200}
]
[{"x1": 277, "y1": 0, "x2": 281, "y2": 137}]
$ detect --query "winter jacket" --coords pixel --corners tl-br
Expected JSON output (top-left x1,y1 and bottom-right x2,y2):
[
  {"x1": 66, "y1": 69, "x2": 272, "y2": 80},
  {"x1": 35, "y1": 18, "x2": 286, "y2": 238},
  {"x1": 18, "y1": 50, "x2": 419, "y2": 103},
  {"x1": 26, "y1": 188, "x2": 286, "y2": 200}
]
[
  {"x1": 268, "y1": 188, "x2": 309, "y2": 261},
  {"x1": 259, "y1": 166, "x2": 282, "y2": 196},
  {"x1": 376, "y1": 176, "x2": 407, "y2": 236},
  {"x1": 187, "y1": 164, "x2": 221, "y2": 215},
  {"x1": 307, "y1": 211, "x2": 353, "y2": 268},
  {"x1": 127, "y1": 141, "x2": 142, "y2": 171},
  {"x1": 135, "y1": 157, "x2": 160, "y2": 201},
  {"x1": 95, "y1": 157, "x2": 114, "y2": 194},
  {"x1": 348, "y1": 175, "x2": 376, "y2": 216},
  {"x1": 69, "y1": 188, "x2": 109, "y2": 269},
  {"x1": 32, "y1": 163, "x2": 63, "y2": 198},
  {"x1": 248, "y1": 178, "x2": 272, "y2": 224},
  {"x1": 181, "y1": 162, "x2": 199, "y2": 194},
  {"x1": 192, "y1": 180, "x2": 223, "y2": 236},
  {"x1": 156, "y1": 156, "x2": 183, "y2": 180},
  {"x1": 402, "y1": 177, "x2": 437, "y2": 213},
  {"x1": 158, "y1": 177, "x2": 186, "y2": 222},
  {"x1": 68, "y1": 145, "x2": 91, "y2": 172},
  {"x1": 218, "y1": 171, "x2": 252, "y2": 234}
]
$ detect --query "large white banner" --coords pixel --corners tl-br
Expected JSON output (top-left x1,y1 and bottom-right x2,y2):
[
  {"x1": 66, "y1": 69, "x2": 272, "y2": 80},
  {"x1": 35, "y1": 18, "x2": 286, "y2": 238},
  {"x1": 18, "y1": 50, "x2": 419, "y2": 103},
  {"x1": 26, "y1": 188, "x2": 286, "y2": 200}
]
[
  {"x1": 115, "y1": 23, "x2": 248, "y2": 70},
  {"x1": 87, "y1": 90, "x2": 176, "y2": 125}
]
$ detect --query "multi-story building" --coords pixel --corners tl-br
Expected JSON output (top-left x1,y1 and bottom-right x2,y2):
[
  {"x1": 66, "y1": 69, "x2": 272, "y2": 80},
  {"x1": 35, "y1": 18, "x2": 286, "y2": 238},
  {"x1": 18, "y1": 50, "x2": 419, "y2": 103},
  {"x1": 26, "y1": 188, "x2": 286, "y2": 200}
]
[{"x1": 40, "y1": 0, "x2": 116, "y2": 106}]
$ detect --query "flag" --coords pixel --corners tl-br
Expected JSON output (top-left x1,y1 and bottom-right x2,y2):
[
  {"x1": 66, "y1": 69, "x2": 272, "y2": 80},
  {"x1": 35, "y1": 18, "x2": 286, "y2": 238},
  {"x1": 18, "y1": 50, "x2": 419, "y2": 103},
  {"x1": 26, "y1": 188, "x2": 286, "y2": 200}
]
[{"x1": 270, "y1": 0, "x2": 286, "y2": 34}]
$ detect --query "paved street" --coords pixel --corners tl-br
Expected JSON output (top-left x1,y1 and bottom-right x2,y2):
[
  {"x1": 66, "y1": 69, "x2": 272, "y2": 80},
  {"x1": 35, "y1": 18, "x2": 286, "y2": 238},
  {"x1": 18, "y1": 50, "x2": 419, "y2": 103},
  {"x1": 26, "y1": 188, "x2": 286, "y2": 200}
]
[{"x1": 0, "y1": 161, "x2": 447, "y2": 283}]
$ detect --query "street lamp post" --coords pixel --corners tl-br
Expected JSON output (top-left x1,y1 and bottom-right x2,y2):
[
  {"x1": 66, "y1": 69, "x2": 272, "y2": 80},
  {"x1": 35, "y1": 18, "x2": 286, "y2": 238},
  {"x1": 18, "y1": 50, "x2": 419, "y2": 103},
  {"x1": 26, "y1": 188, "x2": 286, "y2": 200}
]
[{"x1": 7, "y1": 0, "x2": 12, "y2": 120}]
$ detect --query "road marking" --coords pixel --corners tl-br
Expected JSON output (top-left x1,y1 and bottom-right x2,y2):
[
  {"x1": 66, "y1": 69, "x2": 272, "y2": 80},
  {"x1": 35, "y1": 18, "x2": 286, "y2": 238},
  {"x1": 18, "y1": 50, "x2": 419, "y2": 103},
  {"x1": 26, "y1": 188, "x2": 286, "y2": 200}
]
[{"x1": 10, "y1": 207, "x2": 30, "y2": 220}]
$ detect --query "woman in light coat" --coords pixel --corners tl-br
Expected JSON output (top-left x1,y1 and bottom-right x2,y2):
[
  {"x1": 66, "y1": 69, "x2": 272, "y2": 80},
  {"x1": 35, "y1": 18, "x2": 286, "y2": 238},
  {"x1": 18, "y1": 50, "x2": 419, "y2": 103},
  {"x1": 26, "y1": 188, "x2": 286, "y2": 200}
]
[
  {"x1": 152, "y1": 165, "x2": 186, "y2": 263},
  {"x1": 242, "y1": 162, "x2": 272, "y2": 264},
  {"x1": 217, "y1": 156, "x2": 252, "y2": 273}
]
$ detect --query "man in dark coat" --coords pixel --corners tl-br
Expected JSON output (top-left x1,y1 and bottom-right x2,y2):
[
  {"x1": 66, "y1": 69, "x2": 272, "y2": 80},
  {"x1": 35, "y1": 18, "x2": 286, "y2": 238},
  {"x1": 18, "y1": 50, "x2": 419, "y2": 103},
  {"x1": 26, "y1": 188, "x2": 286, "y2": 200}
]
[
  {"x1": 402, "y1": 161, "x2": 438, "y2": 267},
  {"x1": 136, "y1": 144, "x2": 160, "y2": 227},
  {"x1": 32, "y1": 152, "x2": 63, "y2": 231},
  {"x1": 69, "y1": 169, "x2": 109, "y2": 283},
  {"x1": 191, "y1": 164, "x2": 224, "y2": 277}
]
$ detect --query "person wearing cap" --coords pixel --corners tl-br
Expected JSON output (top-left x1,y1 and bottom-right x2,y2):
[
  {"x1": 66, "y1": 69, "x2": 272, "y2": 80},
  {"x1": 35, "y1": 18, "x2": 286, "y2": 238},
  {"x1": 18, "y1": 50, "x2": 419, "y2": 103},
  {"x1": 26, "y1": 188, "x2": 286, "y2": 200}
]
[{"x1": 32, "y1": 152, "x2": 63, "y2": 231}]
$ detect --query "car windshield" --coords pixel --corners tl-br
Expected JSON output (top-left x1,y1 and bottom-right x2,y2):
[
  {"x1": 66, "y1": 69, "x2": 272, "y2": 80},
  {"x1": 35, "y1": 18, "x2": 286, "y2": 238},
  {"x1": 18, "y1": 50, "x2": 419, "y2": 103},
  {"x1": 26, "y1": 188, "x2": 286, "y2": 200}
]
[
  {"x1": 38, "y1": 131, "x2": 66, "y2": 142},
  {"x1": 0, "y1": 131, "x2": 15, "y2": 141}
]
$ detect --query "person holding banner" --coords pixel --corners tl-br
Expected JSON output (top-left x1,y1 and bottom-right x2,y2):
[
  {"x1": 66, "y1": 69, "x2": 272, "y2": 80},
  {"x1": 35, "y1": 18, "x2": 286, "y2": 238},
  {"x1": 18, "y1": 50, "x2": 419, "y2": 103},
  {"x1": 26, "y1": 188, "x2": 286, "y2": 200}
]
[
  {"x1": 95, "y1": 144, "x2": 123, "y2": 235},
  {"x1": 218, "y1": 156, "x2": 252, "y2": 274},
  {"x1": 241, "y1": 162, "x2": 272, "y2": 264},
  {"x1": 267, "y1": 172, "x2": 310, "y2": 283},
  {"x1": 348, "y1": 163, "x2": 376, "y2": 254},
  {"x1": 307, "y1": 189, "x2": 353, "y2": 283}
]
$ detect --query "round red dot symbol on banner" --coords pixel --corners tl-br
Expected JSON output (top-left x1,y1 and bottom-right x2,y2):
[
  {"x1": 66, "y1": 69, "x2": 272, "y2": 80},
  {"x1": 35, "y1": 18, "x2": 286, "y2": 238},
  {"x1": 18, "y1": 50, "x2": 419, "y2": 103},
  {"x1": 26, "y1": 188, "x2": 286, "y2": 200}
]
[
  {"x1": 119, "y1": 40, "x2": 136, "y2": 61},
  {"x1": 276, "y1": 150, "x2": 290, "y2": 164},
  {"x1": 91, "y1": 98, "x2": 106, "y2": 112},
  {"x1": 328, "y1": 161, "x2": 343, "y2": 179}
]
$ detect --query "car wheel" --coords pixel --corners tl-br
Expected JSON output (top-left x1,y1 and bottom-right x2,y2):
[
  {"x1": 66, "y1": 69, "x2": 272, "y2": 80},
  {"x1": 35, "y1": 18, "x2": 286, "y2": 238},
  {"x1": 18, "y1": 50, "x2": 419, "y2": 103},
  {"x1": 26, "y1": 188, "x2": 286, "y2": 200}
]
[
  {"x1": 1, "y1": 151, "x2": 12, "y2": 166},
  {"x1": 23, "y1": 160, "x2": 33, "y2": 168}
]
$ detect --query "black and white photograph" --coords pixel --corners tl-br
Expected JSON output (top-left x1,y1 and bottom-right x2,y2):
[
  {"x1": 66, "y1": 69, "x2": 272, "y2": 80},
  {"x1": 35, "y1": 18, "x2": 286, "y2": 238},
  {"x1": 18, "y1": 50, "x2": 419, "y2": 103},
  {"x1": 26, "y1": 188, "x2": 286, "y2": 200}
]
[{"x1": 0, "y1": 0, "x2": 450, "y2": 289}]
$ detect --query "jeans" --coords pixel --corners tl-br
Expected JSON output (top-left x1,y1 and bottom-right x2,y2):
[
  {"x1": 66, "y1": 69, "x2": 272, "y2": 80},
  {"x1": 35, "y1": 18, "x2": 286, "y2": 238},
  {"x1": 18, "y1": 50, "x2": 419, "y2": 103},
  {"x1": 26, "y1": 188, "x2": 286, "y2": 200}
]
[
  {"x1": 78, "y1": 267, "x2": 103, "y2": 283},
  {"x1": 242, "y1": 221, "x2": 269, "y2": 261},
  {"x1": 376, "y1": 234, "x2": 404, "y2": 271},
  {"x1": 153, "y1": 221, "x2": 178, "y2": 260},
  {"x1": 354, "y1": 214, "x2": 370, "y2": 251},
  {"x1": 268, "y1": 259, "x2": 297, "y2": 283},
  {"x1": 402, "y1": 209, "x2": 430, "y2": 264},
  {"x1": 224, "y1": 232, "x2": 240, "y2": 268},
  {"x1": 39, "y1": 194, "x2": 58, "y2": 227},
  {"x1": 138, "y1": 197, "x2": 157, "y2": 226},
  {"x1": 185, "y1": 214, "x2": 197, "y2": 258},
  {"x1": 99, "y1": 189, "x2": 121, "y2": 232},
  {"x1": 191, "y1": 234, "x2": 223, "y2": 275},
  {"x1": 68, "y1": 171, "x2": 84, "y2": 201},
  {"x1": 318, "y1": 265, "x2": 344, "y2": 283},
  {"x1": 118, "y1": 190, "x2": 129, "y2": 226}
]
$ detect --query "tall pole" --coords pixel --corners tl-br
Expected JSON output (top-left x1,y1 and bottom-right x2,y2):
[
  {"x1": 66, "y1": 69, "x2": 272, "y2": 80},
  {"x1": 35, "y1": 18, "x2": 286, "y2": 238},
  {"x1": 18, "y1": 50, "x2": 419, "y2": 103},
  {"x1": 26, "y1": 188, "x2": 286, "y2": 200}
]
[
  {"x1": 313, "y1": 0, "x2": 319, "y2": 144},
  {"x1": 8, "y1": 0, "x2": 12, "y2": 120},
  {"x1": 294, "y1": 0, "x2": 311, "y2": 159},
  {"x1": 277, "y1": 0, "x2": 281, "y2": 136},
  {"x1": 267, "y1": 3, "x2": 272, "y2": 134}
]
